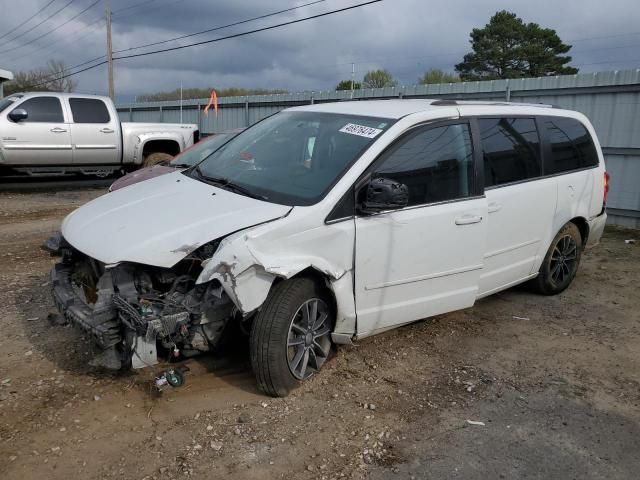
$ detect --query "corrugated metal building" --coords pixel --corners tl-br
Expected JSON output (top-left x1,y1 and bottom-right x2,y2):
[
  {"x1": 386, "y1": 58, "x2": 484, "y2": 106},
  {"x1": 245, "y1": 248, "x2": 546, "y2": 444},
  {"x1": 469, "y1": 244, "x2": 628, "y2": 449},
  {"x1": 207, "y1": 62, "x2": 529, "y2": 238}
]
[{"x1": 117, "y1": 69, "x2": 640, "y2": 227}]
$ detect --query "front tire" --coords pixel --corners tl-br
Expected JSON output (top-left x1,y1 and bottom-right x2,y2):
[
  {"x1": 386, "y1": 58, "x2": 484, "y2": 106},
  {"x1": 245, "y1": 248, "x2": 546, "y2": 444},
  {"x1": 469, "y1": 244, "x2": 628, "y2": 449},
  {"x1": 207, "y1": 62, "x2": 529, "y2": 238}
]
[
  {"x1": 250, "y1": 278, "x2": 333, "y2": 397},
  {"x1": 531, "y1": 222, "x2": 583, "y2": 295}
]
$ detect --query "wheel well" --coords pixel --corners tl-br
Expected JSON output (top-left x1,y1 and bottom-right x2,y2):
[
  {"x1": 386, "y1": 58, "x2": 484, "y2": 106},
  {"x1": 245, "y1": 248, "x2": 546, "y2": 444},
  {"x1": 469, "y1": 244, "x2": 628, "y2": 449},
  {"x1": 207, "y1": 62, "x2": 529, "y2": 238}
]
[
  {"x1": 273, "y1": 268, "x2": 338, "y2": 321},
  {"x1": 142, "y1": 139, "x2": 180, "y2": 157},
  {"x1": 570, "y1": 217, "x2": 589, "y2": 246}
]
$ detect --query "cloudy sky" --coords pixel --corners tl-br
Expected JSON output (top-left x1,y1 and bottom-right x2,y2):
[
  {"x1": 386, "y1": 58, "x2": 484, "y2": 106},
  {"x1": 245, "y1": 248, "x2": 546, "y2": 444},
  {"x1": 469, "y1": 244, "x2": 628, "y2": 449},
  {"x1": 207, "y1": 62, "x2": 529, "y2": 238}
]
[{"x1": 0, "y1": 0, "x2": 638, "y2": 102}]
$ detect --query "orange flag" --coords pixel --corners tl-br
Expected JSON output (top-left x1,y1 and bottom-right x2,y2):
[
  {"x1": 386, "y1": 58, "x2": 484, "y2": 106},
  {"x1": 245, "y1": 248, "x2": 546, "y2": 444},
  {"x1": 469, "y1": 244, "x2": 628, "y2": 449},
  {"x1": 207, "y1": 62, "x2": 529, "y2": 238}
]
[{"x1": 204, "y1": 89, "x2": 218, "y2": 117}]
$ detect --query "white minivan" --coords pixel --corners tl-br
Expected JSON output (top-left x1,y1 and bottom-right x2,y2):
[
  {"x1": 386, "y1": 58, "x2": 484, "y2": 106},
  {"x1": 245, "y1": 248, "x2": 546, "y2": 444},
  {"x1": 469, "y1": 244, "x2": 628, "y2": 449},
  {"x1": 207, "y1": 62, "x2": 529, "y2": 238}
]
[{"x1": 48, "y1": 100, "x2": 609, "y2": 396}]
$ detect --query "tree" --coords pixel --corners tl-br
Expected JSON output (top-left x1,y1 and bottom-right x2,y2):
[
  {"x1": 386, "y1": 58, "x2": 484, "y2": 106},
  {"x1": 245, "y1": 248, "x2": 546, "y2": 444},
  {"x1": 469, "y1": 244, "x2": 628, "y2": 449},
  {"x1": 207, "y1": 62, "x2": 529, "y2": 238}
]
[
  {"x1": 137, "y1": 87, "x2": 288, "y2": 102},
  {"x1": 4, "y1": 59, "x2": 77, "y2": 95},
  {"x1": 418, "y1": 68, "x2": 460, "y2": 84},
  {"x1": 455, "y1": 10, "x2": 578, "y2": 81},
  {"x1": 336, "y1": 79, "x2": 361, "y2": 91},
  {"x1": 362, "y1": 69, "x2": 397, "y2": 89}
]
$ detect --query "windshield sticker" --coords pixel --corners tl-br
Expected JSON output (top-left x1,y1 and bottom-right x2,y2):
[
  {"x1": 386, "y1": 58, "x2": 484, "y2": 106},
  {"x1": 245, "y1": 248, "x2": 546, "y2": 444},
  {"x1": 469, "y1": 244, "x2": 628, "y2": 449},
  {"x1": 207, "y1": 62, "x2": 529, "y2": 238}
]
[{"x1": 339, "y1": 123, "x2": 383, "y2": 139}]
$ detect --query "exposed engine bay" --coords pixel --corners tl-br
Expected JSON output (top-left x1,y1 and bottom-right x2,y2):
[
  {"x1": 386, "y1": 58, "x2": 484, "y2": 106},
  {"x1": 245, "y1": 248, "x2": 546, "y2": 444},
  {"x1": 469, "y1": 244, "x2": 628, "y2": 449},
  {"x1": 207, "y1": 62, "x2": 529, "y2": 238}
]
[{"x1": 46, "y1": 233, "x2": 240, "y2": 370}]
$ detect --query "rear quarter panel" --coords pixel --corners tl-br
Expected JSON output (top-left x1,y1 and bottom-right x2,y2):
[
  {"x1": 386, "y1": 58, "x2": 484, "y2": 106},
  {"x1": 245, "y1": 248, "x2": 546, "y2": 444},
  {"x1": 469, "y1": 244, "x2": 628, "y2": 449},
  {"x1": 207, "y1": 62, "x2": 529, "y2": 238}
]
[{"x1": 545, "y1": 111, "x2": 606, "y2": 261}]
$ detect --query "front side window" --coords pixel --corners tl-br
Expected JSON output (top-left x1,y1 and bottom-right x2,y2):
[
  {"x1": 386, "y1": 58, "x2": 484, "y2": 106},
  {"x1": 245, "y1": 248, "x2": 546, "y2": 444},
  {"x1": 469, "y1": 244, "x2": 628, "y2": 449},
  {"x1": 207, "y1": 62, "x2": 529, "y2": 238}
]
[
  {"x1": 13, "y1": 97, "x2": 63, "y2": 123},
  {"x1": 193, "y1": 111, "x2": 393, "y2": 205},
  {"x1": 69, "y1": 98, "x2": 110, "y2": 123},
  {"x1": 371, "y1": 123, "x2": 474, "y2": 206},
  {"x1": 544, "y1": 117, "x2": 599, "y2": 174},
  {"x1": 479, "y1": 118, "x2": 541, "y2": 187},
  {"x1": 0, "y1": 94, "x2": 23, "y2": 113}
]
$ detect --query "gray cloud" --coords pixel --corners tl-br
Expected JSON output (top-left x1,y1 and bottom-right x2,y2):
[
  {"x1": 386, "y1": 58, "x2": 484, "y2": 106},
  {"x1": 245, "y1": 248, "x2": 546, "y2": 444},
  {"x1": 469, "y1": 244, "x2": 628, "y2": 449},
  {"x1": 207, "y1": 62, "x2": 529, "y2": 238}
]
[{"x1": 0, "y1": 0, "x2": 638, "y2": 101}]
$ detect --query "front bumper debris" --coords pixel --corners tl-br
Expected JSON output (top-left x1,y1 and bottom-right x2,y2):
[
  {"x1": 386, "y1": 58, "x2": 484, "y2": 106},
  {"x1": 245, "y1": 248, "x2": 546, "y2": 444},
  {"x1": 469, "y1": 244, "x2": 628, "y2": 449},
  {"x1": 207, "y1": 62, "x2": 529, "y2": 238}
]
[
  {"x1": 47, "y1": 234, "x2": 236, "y2": 371},
  {"x1": 50, "y1": 263, "x2": 121, "y2": 350}
]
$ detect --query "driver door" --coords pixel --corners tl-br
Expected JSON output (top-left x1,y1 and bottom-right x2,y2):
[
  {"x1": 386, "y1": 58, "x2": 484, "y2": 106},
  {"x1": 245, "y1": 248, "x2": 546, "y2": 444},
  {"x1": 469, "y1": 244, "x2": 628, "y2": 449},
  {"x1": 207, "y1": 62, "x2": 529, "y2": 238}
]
[
  {"x1": 1, "y1": 96, "x2": 72, "y2": 165},
  {"x1": 354, "y1": 121, "x2": 487, "y2": 336}
]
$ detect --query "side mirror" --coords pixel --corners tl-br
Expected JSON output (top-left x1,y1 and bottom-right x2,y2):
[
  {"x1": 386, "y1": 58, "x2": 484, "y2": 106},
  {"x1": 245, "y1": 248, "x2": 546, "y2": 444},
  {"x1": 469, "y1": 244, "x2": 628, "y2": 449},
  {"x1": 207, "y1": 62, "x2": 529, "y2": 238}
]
[
  {"x1": 8, "y1": 108, "x2": 28, "y2": 122},
  {"x1": 360, "y1": 177, "x2": 409, "y2": 213}
]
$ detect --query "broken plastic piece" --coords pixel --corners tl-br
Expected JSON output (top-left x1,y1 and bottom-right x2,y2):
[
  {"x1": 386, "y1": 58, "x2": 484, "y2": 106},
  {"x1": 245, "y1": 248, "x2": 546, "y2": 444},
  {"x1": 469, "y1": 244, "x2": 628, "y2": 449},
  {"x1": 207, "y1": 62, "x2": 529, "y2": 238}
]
[
  {"x1": 154, "y1": 366, "x2": 190, "y2": 392},
  {"x1": 466, "y1": 420, "x2": 486, "y2": 426}
]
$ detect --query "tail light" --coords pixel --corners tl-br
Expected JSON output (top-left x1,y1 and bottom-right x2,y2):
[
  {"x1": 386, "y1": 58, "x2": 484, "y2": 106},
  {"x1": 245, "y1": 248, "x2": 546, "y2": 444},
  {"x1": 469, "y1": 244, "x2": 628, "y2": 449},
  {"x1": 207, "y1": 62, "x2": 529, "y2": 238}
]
[{"x1": 603, "y1": 171, "x2": 610, "y2": 206}]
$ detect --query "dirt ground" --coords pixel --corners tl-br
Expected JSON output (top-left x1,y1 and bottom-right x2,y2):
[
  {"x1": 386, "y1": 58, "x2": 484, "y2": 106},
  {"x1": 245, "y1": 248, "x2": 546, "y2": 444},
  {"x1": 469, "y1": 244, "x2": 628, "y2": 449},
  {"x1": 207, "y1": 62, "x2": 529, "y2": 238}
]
[{"x1": 0, "y1": 188, "x2": 639, "y2": 480}]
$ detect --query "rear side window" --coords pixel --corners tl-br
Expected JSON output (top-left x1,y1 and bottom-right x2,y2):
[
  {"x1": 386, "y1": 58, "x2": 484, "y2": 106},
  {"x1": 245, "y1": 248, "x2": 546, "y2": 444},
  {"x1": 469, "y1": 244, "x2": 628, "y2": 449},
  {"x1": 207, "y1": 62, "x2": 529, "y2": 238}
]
[
  {"x1": 479, "y1": 118, "x2": 541, "y2": 187},
  {"x1": 544, "y1": 117, "x2": 599, "y2": 174},
  {"x1": 373, "y1": 123, "x2": 474, "y2": 206},
  {"x1": 13, "y1": 97, "x2": 63, "y2": 123},
  {"x1": 69, "y1": 98, "x2": 111, "y2": 123}
]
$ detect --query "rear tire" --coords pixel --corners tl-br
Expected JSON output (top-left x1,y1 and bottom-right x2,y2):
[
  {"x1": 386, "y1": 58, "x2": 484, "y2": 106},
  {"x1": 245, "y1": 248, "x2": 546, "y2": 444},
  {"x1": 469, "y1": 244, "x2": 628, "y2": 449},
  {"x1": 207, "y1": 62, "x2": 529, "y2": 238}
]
[
  {"x1": 143, "y1": 152, "x2": 173, "y2": 167},
  {"x1": 250, "y1": 278, "x2": 333, "y2": 397},
  {"x1": 531, "y1": 222, "x2": 583, "y2": 295}
]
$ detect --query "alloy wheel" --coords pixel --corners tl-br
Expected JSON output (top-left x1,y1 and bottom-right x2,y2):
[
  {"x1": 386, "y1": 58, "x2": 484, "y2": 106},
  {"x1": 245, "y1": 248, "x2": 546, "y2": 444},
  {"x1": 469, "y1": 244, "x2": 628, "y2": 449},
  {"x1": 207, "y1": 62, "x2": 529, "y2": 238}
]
[
  {"x1": 286, "y1": 298, "x2": 331, "y2": 380},
  {"x1": 550, "y1": 235, "x2": 578, "y2": 285}
]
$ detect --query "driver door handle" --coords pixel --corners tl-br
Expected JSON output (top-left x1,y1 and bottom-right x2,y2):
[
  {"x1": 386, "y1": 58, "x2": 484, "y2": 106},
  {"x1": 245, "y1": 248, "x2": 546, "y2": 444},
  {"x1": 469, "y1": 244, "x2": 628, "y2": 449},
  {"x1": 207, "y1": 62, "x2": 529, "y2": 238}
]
[
  {"x1": 50, "y1": 127, "x2": 67, "y2": 133},
  {"x1": 455, "y1": 215, "x2": 483, "y2": 225},
  {"x1": 100, "y1": 128, "x2": 114, "y2": 133}
]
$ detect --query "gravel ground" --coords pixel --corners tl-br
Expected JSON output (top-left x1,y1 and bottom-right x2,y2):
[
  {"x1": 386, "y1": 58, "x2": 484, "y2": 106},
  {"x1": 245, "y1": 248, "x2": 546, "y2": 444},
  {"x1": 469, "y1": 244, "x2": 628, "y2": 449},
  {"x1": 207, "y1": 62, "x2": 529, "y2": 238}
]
[{"x1": 0, "y1": 188, "x2": 638, "y2": 480}]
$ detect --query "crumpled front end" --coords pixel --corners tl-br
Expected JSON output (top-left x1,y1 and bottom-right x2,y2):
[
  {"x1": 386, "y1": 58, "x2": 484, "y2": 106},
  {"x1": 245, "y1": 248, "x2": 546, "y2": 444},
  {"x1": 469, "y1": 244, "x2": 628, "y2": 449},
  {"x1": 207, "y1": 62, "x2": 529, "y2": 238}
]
[{"x1": 46, "y1": 232, "x2": 237, "y2": 370}]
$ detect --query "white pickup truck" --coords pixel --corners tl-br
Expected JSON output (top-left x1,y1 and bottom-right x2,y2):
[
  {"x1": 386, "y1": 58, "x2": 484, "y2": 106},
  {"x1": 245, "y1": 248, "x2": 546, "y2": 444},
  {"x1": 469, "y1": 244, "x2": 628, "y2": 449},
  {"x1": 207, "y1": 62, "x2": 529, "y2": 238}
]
[{"x1": 0, "y1": 92, "x2": 199, "y2": 177}]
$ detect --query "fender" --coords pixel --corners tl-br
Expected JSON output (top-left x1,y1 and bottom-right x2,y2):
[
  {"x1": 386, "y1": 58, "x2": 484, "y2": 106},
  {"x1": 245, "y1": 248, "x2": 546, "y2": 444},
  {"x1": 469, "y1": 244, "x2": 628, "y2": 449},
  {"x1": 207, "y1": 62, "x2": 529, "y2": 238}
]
[{"x1": 196, "y1": 218, "x2": 357, "y2": 337}]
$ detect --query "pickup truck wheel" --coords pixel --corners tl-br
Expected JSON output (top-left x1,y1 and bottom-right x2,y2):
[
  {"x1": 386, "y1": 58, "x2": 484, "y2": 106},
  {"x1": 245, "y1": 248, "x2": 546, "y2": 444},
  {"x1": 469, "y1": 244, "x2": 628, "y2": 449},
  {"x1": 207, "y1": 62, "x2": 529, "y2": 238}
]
[
  {"x1": 250, "y1": 278, "x2": 334, "y2": 397},
  {"x1": 144, "y1": 152, "x2": 173, "y2": 167},
  {"x1": 531, "y1": 222, "x2": 583, "y2": 295}
]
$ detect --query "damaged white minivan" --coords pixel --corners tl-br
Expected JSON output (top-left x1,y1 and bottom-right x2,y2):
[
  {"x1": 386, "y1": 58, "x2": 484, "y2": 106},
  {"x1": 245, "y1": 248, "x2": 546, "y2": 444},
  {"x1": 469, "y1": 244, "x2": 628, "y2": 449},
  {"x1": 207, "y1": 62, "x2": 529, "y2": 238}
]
[{"x1": 46, "y1": 100, "x2": 609, "y2": 396}]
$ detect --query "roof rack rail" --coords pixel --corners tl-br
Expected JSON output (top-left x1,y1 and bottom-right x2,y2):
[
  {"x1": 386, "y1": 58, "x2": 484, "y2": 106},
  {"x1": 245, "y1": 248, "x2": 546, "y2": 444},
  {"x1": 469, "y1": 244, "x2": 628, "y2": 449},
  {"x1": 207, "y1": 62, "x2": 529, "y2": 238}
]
[{"x1": 431, "y1": 99, "x2": 555, "y2": 108}]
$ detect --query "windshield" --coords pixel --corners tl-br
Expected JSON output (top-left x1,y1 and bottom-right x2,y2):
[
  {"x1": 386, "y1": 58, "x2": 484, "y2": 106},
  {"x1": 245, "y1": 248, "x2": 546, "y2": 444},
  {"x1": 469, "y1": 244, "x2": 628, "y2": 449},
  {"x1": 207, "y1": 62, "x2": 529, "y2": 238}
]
[
  {"x1": 169, "y1": 131, "x2": 237, "y2": 167},
  {"x1": 191, "y1": 111, "x2": 393, "y2": 205},
  {"x1": 0, "y1": 95, "x2": 23, "y2": 113}
]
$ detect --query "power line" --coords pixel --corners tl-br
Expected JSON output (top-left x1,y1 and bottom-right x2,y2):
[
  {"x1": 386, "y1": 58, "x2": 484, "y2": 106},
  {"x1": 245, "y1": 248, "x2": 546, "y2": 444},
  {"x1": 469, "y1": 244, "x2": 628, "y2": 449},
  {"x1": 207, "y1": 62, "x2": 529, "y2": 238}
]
[
  {"x1": 27, "y1": 0, "x2": 383, "y2": 88},
  {"x1": 0, "y1": 0, "x2": 76, "y2": 47},
  {"x1": 113, "y1": 0, "x2": 159, "y2": 15},
  {"x1": 3, "y1": 15, "x2": 104, "y2": 64},
  {"x1": 0, "y1": 0, "x2": 101, "y2": 55},
  {"x1": 113, "y1": 0, "x2": 328, "y2": 54},
  {"x1": 0, "y1": 0, "x2": 57, "y2": 42},
  {"x1": 23, "y1": 0, "x2": 332, "y2": 82},
  {"x1": 112, "y1": 0, "x2": 187, "y2": 18},
  {"x1": 4, "y1": 0, "x2": 189, "y2": 64},
  {"x1": 114, "y1": 0, "x2": 383, "y2": 61}
]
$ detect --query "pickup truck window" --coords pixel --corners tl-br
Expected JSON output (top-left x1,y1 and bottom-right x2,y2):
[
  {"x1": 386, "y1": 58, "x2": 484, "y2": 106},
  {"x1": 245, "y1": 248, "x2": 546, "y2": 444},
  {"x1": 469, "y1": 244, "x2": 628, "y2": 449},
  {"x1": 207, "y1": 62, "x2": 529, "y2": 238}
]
[
  {"x1": 69, "y1": 98, "x2": 111, "y2": 123},
  {"x1": 13, "y1": 97, "x2": 64, "y2": 123},
  {"x1": 0, "y1": 95, "x2": 23, "y2": 113}
]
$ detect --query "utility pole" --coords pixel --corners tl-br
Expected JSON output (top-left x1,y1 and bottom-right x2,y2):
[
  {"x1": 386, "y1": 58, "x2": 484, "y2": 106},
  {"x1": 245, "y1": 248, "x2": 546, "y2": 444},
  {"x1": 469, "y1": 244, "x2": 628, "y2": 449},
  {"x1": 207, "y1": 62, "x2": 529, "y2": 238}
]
[
  {"x1": 105, "y1": 0, "x2": 115, "y2": 99},
  {"x1": 350, "y1": 62, "x2": 355, "y2": 99}
]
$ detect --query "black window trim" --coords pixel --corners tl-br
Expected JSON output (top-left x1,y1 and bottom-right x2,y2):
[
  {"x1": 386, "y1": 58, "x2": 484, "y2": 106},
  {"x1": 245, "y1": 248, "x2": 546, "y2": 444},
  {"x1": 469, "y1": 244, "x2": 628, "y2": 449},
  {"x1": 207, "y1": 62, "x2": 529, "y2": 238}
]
[
  {"x1": 326, "y1": 118, "x2": 484, "y2": 223},
  {"x1": 538, "y1": 114, "x2": 600, "y2": 176},
  {"x1": 471, "y1": 115, "x2": 544, "y2": 191},
  {"x1": 325, "y1": 113, "x2": 602, "y2": 224},
  {"x1": 469, "y1": 114, "x2": 599, "y2": 191}
]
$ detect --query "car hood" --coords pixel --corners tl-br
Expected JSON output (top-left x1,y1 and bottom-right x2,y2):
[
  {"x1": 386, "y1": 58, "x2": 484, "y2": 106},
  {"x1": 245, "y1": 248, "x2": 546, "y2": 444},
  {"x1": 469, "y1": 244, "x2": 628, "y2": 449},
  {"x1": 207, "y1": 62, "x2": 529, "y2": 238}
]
[
  {"x1": 62, "y1": 171, "x2": 292, "y2": 268},
  {"x1": 109, "y1": 165, "x2": 175, "y2": 191}
]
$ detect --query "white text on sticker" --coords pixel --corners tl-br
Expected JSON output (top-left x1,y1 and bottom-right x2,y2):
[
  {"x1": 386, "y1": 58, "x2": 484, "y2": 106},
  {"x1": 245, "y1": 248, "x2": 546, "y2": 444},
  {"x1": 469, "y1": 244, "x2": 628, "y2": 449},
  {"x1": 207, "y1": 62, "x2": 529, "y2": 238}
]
[{"x1": 339, "y1": 123, "x2": 383, "y2": 139}]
